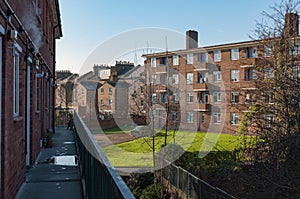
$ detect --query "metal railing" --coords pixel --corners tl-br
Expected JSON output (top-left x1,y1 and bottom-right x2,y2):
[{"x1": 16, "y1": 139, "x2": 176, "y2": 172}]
[
  {"x1": 160, "y1": 161, "x2": 237, "y2": 199},
  {"x1": 73, "y1": 112, "x2": 135, "y2": 199}
]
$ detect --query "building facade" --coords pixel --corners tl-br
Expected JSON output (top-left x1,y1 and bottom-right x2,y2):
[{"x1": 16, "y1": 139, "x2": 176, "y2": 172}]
[
  {"x1": 143, "y1": 14, "x2": 300, "y2": 134},
  {"x1": 0, "y1": 0, "x2": 62, "y2": 198}
]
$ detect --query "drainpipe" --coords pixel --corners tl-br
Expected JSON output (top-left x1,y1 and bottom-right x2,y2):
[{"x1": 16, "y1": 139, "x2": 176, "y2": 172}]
[{"x1": 52, "y1": 25, "x2": 59, "y2": 134}]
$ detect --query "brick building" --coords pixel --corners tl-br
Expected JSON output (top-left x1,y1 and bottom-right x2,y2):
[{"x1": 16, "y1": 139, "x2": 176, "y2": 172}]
[
  {"x1": 0, "y1": 0, "x2": 62, "y2": 198},
  {"x1": 143, "y1": 14, "x2": 300, "y2": 134}
]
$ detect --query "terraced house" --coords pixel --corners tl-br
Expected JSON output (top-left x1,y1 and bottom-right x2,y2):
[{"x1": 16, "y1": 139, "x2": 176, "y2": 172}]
[
  {"x1": 0, "y1": 0, "x2": 62, "y2": 198},
  {"x1": 143, "y1": 13, "x2": 300, "y2": 134}
]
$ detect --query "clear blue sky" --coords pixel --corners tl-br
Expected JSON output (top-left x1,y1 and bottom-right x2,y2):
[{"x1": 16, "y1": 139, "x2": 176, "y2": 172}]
[{"x1": 56, "y1": 0, "x2": 276, "y2": 73}]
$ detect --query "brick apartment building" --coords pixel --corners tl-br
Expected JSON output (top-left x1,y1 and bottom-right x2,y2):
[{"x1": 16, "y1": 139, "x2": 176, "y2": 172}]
[
  {"x1": 0, "y1": 0, "x2": 62, "y2": 198},
  {"x1": 143, "y1": 13, "x2": 300, "y2": 134}
]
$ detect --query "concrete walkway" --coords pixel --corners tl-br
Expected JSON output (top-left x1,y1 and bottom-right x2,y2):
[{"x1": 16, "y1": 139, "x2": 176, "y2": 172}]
[{"x1": 15, "y1": 127, "x2": 84, "y2": 199}]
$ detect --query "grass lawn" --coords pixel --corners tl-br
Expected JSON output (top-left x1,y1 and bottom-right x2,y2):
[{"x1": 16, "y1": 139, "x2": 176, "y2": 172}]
[{"x1": 103, "y1": 131, "x2": 253, "y2": 167}]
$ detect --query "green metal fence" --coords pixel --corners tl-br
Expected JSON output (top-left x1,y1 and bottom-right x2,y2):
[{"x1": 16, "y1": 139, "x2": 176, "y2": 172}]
[
  {"x1": 73, "y1": 112, "x2": 135, "y2": 199},
  {"x1": 160, "y1": 162, "x2": 237, "y2": 199}
]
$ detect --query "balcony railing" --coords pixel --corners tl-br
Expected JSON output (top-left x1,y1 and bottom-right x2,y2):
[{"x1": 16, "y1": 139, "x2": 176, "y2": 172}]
[{"x1": 73, "y1": 112, "x2": 135, "y2": 199}]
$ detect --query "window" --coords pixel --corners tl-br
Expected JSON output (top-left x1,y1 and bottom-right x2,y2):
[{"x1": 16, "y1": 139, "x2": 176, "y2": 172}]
[
  {"x1": 108, "y1": 87, "x2": 113, "y2": 95},
  {"x1": 213, "y1": 92, "x2": 221, "y2": 103},
  {"x1": 151, "y1": 57, "x2": 156, "y2": 67},
  {"x1": 245, "y1": 93, "x2": 251, "y2": 103},
  {"x1": 172, "y1": 55, "x2": 179, "y2": 65},
  {"x1": 263, "y1": 93, "x2": 274, "y2": 104},
  {"x1": 292, "y1": 66, "x2": 300, "y2": 79},
  {"x1": 198, "y1": 92, "x2": 209, "y2": 104},
  {"x1": 186, "y1": 112, "x2": 194, "y2": 123},
  {"x1": 186, "y1": 92, "x2": 194, "y2": 103},
  {"x1": 264, "y1": 114, "x2": 274, "y2": 127},
  {"x1": 213, "y1": 50, "x2": 221, "y2": 61},
  {"x1": 198, "y1": 72, "x2": 208, "y2": 83},
  {"x1": 186, "y1": 53, "x2": 193, "y2": 64},
  {"x1": 290, "y1": 43, "x2": 300, "y2": 55},
  {"x1": 245, "y1": 69, "x2": 258, "y2": 81},
  {"x1": 172, "y1": 74, "x2": 179, "y2": 84},
  {"x1": 247, "y1": 47, "x2": 258, "y2": 58},
  {"x1": 213, "y1": 112, "x2": 221, "y2": 123},
  {"x1": 13, "y1": 52, "x2": 20, "y2": 117},
  {"x1": 160, "y1": 57, "x2": 167, "y2": 66},
  {"x1": 199, "y1": 52, "x2": 208, "y2": 62},
  {"x1": 202, "y1": 112, "x2": 205, "y2": 123},
  {"x1": 172, "y1": 111, "x2": 179, "y2": 121},
  {"x1": 140, "y1": 100, "x2": 144, "y2": 106},
  {"x1": 100, "y1": 99, "x2": 104, "y2": 106},
  {"x1": 186, "y1": 73, "x2": 193, "y2": 84},
  {"x1": 264, "y1": 68, "x2": 274, "y2": 79},
  {"x1": 150, "y1": 75, "x2": 156, "y2": 84},
  {"x1": 230, "y1": 92, "x2": 239, "y2": 103},
  {"x1": 108, "y1": 99, "x2": 112, "y2": 106},
  {"x1": 231, "y1": 70, "x2": 240, "y2": 82},
  {"x1": 230, "y1": 113, "x2": 239, "y2": 125},
  {"x1": 213, "y1": 71, "x2": 221, "y2": 82},
  {"x1": 264, "y1": 46, "x2": 273, "y2": 57},
  {"x1": 160, "y1": 92, "x2": 168, "y2": 103},
  {"x1": 152, "y1": 93, "x2": 157, "y2": 103},
  {"x1": 231, "y1": 48, "x2": 239, "y2": 60},
  {"x1": 100, "y1": 88, "x2": 104, "y2": 94},
  {"x1": 160, "y1": 74, "x2": 167, "y2": 85},
  {"x1": 173, "y1": 93, "x2": 179, "y2": 102}
]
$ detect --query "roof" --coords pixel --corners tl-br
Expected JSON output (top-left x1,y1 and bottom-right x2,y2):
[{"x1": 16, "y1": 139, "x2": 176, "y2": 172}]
[
  {"x1": 80, "y1": 81, "x2": 100, "y2": 90},
  {"x1": 99, "y1": 81, "x2": 117, "y2": 88},
  {"x1": 77, "y1": 71, "x2": 94, "y2": 82},
  {"x1": 119, "y1": 65, "x2": 145, "y2": 79},
  {"x1": 142, "y1": 39, "x2": 262, "y2": 58}
]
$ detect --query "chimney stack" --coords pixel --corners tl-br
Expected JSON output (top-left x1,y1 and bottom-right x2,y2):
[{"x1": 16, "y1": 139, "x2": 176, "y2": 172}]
[
  {"x1": 284, "y1": 12, "x2": 299, "y2": 37},
  {"x1": 186, "y1": 30, "x2": 198, "y2": 49}
]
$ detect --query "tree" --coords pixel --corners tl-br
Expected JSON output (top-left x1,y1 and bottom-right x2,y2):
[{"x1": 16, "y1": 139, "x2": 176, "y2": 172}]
[{"x1": 239, "y1": 0, "x2": 300, "y2": 197}]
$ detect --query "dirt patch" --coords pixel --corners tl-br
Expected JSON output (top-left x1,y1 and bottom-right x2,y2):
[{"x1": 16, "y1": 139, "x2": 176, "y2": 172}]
[{"x1": 93, "y1": 133, "x2": 135, "y2": 147}]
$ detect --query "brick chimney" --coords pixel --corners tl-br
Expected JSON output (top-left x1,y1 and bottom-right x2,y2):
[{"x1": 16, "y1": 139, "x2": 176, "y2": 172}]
[
  {"x1": 186, "y1": 30, "x2": 198, "y2": 49},
  {"x1": 284, "y1": 12, "x2": 299, "y2": 37}
]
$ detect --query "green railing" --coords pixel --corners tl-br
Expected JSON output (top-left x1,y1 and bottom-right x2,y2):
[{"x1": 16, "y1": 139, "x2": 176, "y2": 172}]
[{"x1": 73, "y1": 112, "x2": 135, "y2": 199}]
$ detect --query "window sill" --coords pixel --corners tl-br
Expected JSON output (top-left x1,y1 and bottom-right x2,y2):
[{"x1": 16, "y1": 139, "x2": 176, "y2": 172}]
[{"x1": 14, "y1": 116, "x2": 24, "y2": 122}]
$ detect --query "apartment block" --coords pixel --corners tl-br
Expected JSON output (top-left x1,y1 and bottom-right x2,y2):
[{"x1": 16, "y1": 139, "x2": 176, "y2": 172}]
[{"x1": 143, "y1": 13, "x2": 300, "y2": 134}]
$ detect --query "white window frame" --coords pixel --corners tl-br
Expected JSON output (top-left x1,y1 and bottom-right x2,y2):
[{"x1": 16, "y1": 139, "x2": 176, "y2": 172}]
[
  {"x1": 13, "y1": 51, "x2": 20, "y2": 117},
  {"x1": 172, "y1": 74, "x2": 179, "y2": 84},
  {"x1": 213, "y1": 50, "x2": 221, "y2": 62},
  {"x1": 230, "y1": 92, "x2": 239, "y2": 103},
  {"x1": 245, "y1": 68, "x2": 258, "y2": 81},
  {"x1": 150, "y1": 74, "x2": 156, "y2": 84},
  {"x1": 264, "y1": 114, "x2": 275, "y2": 127},
  {"x1": 100, "y1": 99, "x2": 104, "y2": 106},
  {"x1": 108, "y1": 87, "x2": 113, "y2": 95},
  {"x1": 231, "y1": 69, "x2": 240, "y2": 82},
  {"x1": 151, "y1": 57, "x2": 156, "y2": 67},
  {"x1": 173, "y1": 93, "x2": 179, "y2": 102},
  {"x1": 186, "y1": 112, "x2": 194, "y2": 123},
  {"x1": 100, "y1": 88, "x2": 104, "y2": 94},
  {"x1": 264, "y1": 68, "x2": 274, "y2": 79},
  {"x1": 230, "y1": 113, "x2": 239, "y2": 125},
  {"x1": 186, "y1": 92, "x2": 194, "y2": 103},
  {"x1": 213, "y1": 71, "x2": 221, "y2": 82},
  {"x1": 247, "y1": 47, "x2": 258, "y2": 58},
  {"x1": 186, "y1": 72, "x2": 193, "y2": 84},
  {"x1": 108, "y1": 99, "x2": 112, "y2": 106},
  {"x1": 152, "y1": 93, "x2": 157, "y2": 103},
  {"x1": 213, "y1": 92, "x2": 221, "y2": 103},
  {"x1": 213, "y1": 112, "x2": 221, "y2": 124},
  {"x1": 172, "y1": 55, "x2": 179, "y2": 65},
  {"x1": 186, "y1": 53, "x2": 193, "y2": 64},
  {"x1": 231, "y1": 48, "x2": 239, "y2": 60},
  {"x1": 198, "y1": 72, "x2": 208, "y2": 83},
  {"x1": 199, "y1": 52, "x2": 208, "y2": 62}
]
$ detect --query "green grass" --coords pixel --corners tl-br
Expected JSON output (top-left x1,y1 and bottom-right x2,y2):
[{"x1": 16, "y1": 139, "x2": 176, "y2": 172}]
[{"x1": 103, "y1": 131, "x2": 254, "y2": 167}]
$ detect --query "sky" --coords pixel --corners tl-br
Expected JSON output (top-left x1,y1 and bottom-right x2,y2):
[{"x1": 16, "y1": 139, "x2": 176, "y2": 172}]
[{"x1": 56, "y1": 0, "x2": 276, "y2": 74}]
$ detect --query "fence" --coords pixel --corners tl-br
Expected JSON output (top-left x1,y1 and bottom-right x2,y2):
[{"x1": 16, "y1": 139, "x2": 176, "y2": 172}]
[
  {"x1": 55, "y1": 108, "x2": 73, "y2": 126},
  {"x1": 73, "y1": 111, "x2": 135, "y2": 199},
  {"x1": 160, "y1": 161, "x2": 237, "y2": 199}
]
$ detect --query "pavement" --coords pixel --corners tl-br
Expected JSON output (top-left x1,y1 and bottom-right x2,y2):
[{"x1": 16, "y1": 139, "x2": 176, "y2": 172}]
[{"x1": 15, "y1": 127, "x2": 84, "y2": 199}]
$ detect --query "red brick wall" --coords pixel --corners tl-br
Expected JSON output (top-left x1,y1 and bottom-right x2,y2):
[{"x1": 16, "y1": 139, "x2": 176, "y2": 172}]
[{"x1": 0, "y1": 0, "x2": 60, "y2": 198}]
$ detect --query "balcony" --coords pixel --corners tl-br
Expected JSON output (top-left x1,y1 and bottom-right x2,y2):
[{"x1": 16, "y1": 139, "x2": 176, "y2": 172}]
[
  {"x1": 195, "y1": 103, "x2": 210, "y2": 112},
  {"x1": 193, "y1": 82, "x2": 208, "y2": 91}
]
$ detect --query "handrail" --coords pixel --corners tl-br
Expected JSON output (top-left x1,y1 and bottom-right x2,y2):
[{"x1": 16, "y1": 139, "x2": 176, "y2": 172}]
[{"x1": 73, "y1": 111, "x2": 135, "y2": 199}]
